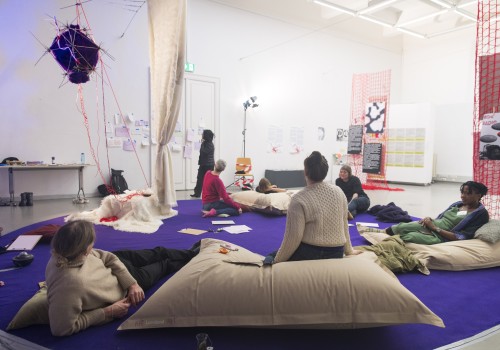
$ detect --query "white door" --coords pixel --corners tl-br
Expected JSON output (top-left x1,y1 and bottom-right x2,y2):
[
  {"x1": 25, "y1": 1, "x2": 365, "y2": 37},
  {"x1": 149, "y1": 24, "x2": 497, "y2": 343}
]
[{"x1": 173, "y1": 74, "x2": 220, "y2": 190}]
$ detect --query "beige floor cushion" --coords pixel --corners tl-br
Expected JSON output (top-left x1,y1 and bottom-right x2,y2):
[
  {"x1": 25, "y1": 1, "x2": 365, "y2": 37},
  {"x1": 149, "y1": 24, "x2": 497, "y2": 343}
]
[
  {"x1": 118, "y1": 238, "x2": 444, "y2": 330},
  {"x1": 358, "y1": 227, "x2": 500, "y2": 271},
  {"x1": 230, "y1": 191, "x2": 295, "y2": 215},
  {"x1": 7, "y1": 284, "x2": 49, "y2": 330}
]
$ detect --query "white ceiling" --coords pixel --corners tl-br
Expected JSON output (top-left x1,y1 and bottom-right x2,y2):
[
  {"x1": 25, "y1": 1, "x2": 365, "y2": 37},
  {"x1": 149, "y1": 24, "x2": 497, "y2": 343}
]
[{"x1": 208, "y1": 0, "x2": 477, "y2": 45}]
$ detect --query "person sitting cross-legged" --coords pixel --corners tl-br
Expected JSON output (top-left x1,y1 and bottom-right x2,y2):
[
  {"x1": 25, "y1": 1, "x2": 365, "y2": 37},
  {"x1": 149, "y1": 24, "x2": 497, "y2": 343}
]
[{"x1": 201, "y1": 159, "x2": 242, "y2": 218}]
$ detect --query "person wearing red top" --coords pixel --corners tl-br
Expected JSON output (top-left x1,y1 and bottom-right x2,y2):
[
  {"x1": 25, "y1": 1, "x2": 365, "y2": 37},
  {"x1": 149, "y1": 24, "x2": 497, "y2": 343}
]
[{"x1": 201, "y1": 159, "x2": 242, "y2": 218}]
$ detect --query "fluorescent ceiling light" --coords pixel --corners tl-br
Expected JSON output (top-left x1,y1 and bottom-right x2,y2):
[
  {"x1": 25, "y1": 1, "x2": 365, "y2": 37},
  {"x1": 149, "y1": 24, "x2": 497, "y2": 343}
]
[
  {"x1": 358, "y1": 0, "x2": 398, "y2": 15},
  {"x1": 454, "y1": 9, "x2": 477, "y2": 22},
  {"x1": 428, "y1": 0, "x2": 452, "y2": 8},
  {"x1": 396, "y1": 27, "x2": 427, "y2": 39},
  {"x1": 397, "y1": 9, "x2": 448, "y2": 27},
  {"x1": 358, "y1": 14, "x2": 394, "y2": 28},
  {"x1": 312, "y1": 0, "x2": 355, "y2": 16},
  {"x1": 457, "y1": 0, "x2": 478, "y2": 9},
  {"x1": 427, "y1": 22, "x2": 475, "y2": 38}
]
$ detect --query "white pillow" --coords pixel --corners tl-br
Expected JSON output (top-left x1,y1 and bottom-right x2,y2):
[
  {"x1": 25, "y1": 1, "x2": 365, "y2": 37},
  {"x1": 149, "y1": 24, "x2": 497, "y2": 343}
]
[{"x1": 118, "y1": 238, "x2": 443, "y2": 330}]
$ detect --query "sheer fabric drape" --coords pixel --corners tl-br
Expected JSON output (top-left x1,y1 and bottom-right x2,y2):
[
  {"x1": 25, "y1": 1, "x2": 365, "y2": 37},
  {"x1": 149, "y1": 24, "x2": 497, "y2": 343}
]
[{"x1": 147, "y1": 0, "x2": 186, "y2": 215}]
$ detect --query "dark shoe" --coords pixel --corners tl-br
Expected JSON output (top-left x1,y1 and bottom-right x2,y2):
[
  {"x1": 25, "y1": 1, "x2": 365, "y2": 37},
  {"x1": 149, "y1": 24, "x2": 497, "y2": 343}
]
[
  {"x1": 19, "y1": 192, "x2": 27, "y2": 207},
  {"x1": 190, "y1": 194, "x2": 200, "y2": 198},
  {"x1": 26, "y1": 192, "x2": 34, "y2": 206}
]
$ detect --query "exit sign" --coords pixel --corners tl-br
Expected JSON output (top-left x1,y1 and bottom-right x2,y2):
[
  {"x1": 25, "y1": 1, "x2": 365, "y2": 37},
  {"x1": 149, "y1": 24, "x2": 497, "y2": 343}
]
[{"x1": 185, "y1": 62, "x2": 195, "y2": 72}]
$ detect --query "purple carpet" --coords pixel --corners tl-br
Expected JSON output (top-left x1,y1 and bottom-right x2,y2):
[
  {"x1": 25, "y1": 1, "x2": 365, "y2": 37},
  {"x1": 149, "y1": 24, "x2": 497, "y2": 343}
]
[{"x1": 1, "y1": 199, "x2": 500, "y2": 350}]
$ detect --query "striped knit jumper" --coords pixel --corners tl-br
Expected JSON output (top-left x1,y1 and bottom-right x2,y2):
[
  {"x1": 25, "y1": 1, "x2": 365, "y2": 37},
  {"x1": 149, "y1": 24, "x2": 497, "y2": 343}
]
[{"x1": 274, "y1": 181, "x2": 353, "y2": 263}]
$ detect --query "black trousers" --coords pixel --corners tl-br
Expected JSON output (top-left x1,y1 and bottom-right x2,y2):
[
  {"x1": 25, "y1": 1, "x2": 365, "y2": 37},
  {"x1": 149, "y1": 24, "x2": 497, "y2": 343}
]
[
  {"x1": 193, "y1": 165, "x2": 212, "y2": 196},
  {"x1": 113, "y1": 247, "x2": 196, "y2": 291}
]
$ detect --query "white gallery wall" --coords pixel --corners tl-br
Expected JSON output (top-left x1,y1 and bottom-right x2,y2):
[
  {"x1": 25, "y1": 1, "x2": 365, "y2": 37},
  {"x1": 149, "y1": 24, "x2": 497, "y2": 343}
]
[
  {"x1": 0, "y1": 0, "x2": 477, "y2": 201},
  {"x1": 186, "y1": 0, "x2": 403, "y2": 186},
  {"x1": 0, "y1": 0, "x2": 151, "y2": 199},
  {"x1": 400, "y1": 29, "x2": 477, "y2": 182}
]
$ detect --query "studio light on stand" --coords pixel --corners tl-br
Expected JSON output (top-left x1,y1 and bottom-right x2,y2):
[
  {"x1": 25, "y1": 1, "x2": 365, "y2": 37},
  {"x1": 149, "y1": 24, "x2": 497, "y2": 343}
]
[{"x1": 242, "y1": 96, "x2": 258, "y2": 158}]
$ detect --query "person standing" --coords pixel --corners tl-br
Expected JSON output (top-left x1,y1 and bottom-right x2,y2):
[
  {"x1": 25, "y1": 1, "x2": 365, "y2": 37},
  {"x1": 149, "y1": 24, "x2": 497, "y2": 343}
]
[
  {"x1": 191, "y1": 129, "x2": 215, "y2": 198},
  {"x1": 335, "y1": 164, "x2": 370, "y2": 219}
]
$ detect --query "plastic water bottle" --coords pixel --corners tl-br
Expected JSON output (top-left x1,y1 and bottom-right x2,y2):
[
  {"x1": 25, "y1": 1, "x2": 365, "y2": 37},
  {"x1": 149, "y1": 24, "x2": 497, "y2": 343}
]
[{"x1": 80, "y1": 153, "x2": 85, "y2": 164}]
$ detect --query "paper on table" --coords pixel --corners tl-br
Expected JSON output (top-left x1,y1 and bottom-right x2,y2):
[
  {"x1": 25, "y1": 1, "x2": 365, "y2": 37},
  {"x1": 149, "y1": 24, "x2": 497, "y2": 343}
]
[
  {"x1": 7, "y1": 235, "x2": 43, "y2": 251},
  {"x1": 178, "y1": 228, "x2": 207, "y2": 235},
  {"x1": 355, "y1": 222, "x2": 379, "y2": 227}
]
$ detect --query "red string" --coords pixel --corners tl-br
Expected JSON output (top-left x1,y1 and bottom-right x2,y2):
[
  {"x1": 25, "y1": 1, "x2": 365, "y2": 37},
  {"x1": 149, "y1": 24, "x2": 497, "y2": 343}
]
[{"x1": 69, "y1": 0, "x2": 151, "y2": 202}]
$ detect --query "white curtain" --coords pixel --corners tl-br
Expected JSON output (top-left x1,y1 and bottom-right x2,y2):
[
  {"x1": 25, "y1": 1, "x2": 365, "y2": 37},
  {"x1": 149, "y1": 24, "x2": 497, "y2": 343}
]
[{"x1": 147, "y1": 0, "x2": 186, "y2": 215}]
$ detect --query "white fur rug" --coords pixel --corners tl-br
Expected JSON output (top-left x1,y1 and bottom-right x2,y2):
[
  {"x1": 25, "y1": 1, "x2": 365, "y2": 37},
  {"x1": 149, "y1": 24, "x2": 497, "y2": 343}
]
[{"x1": 65, "y1": 190, "x2": 177, "y2": 234}]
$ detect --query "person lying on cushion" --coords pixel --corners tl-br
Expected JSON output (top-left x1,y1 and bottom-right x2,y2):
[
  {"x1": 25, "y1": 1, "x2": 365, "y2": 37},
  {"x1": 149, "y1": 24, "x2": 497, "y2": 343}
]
[
  {"x1": 46, "y1": 220, "x2": 199, "y2": 336},
  {"x1": 201, "y1": 159, "x2": 242, "y2": 218},
  {"x1": 360, "y1": 181, "x2": 489, "y2": 245},
  {"x1": 264, "y1": 151, "x2": 362, "y2": 264},
  {"x1": 255, "y1": 177, "x2": 287, "y2": 194}
]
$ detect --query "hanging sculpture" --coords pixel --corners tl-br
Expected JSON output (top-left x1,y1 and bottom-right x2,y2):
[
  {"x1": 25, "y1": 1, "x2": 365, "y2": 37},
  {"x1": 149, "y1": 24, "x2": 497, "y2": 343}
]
[{"x1": 49, "y1": 24, "x2": 100, "y2": 84}]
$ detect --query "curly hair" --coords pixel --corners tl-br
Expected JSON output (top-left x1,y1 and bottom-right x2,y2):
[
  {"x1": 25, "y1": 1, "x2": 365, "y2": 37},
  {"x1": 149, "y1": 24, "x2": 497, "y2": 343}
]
[{"x1": 460, "y1": 181, "x2": 488, "y2": 198}]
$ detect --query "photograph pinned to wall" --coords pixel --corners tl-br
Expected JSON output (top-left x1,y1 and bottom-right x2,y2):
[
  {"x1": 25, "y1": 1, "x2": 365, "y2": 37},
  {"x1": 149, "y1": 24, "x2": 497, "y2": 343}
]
[
  {"x1": 337, "y1": 128, "x2": 348, "y2": 142},
  {"x1": 318, "y1": 127, "x2": 325, "y2": 141},
  {"x1": 479, "y1": 112, "x2": 500, "y2": 160},
  {"x1": 267, "y1": 125, "x2": 284, "y2": 153},
  {"x1": 347, "y1": 125, "x2": 363, "y2": 154},
  {"x1": 365, "y1": 102, "x2": 386, "y2": 134}
]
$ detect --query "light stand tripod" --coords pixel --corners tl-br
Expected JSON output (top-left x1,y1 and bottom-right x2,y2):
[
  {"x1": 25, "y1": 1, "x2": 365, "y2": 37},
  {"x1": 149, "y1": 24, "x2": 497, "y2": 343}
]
[{"x1": 242, "y1": 96, "x2": 258, "y2": 158}]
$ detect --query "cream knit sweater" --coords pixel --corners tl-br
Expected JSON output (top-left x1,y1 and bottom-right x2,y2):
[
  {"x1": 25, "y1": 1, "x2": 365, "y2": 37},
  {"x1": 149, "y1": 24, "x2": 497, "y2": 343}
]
[
  {"x1": 46, "y1": 249, "x2": 137, "y2": 336},
  {"x1": 274, "y1": 181, "x2": 352, "y2": 263}
]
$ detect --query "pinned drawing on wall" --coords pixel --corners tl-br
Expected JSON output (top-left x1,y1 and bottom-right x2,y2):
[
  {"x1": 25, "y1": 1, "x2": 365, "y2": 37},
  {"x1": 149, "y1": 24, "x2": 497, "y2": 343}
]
[
  {"x1": 183, "y1": 144, "x2": 193, "y2": 159},
  {"x1": 365, "y1": 102, "x2": 386, "y2": 134},
  {"x1": 186, "y1": 128, "x2": 195, "y2": 142},
  {"x1": 115, "y1": 126, "x2": 130, "y2": 138},
  {"x1": 123, "y1": 139, "x2": 136, "y2": 151},
  {"x1": 479, "y1": 112, "x2": 500, "y2": 160},
  {"x1": 336, "y1": 128, "x2": 348, "y2": 142},
  {"x1": 267, "y1": 125, "x2": 284, "y2": 153},
  {"x1": 289, "y1": 127, "x2": 304, "y2": 154},
  {"x1": 318, "y1": 127, "x2": 325, "y2": 141}
]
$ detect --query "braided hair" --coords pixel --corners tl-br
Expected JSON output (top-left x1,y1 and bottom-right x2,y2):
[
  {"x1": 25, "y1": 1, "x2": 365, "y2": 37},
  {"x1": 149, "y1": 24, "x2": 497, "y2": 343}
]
[{"x1": 460, "y1": 181, "x2": 488, "y2": 199}]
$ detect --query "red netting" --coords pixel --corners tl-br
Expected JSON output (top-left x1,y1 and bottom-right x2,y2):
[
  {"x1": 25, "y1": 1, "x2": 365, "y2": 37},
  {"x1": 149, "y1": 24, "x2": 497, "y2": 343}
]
[
  {"x1": 474, "y1": 2, "x2": 500, "y2": 218},
  {"x1": 348, "y1": 70, "x2": 402, "y2": 191}
]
